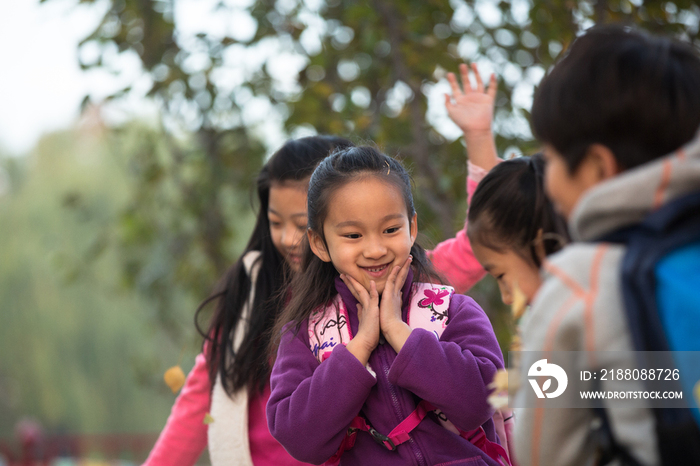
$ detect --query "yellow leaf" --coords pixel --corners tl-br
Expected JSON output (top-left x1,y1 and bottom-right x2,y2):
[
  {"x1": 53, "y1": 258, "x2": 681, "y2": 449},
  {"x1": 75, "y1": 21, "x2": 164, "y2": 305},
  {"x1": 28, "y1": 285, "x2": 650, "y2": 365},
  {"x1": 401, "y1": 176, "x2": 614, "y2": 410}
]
[
  {"x1": 511, "y1": 283, "x2": 527, "y2": 320},
  {"x1": 487, "y1": 369, "x2": 510, "y2": 410},
  {"x1": 487, "y1": 392, "x2": 509, "y2": 410},
  {"x1": 488, "y1": 368, "x2": 509, "y2": 392},
  {"x1": 203, "y1": 413, "x2": 215, "y2": 425},
  {"x1": 510, "y1": 334, "x2": 522, "y2": 353},
  {"x1": 164, "y1": 365, "x2": 186, "y2": 394}
]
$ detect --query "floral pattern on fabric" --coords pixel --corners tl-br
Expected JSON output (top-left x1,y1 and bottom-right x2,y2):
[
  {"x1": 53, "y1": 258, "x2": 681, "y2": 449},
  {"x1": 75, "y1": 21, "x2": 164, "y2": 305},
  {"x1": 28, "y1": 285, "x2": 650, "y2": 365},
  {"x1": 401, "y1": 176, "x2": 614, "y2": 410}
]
[{"x1": 417, "y1": 288, "x2": 451, "y2": 324}]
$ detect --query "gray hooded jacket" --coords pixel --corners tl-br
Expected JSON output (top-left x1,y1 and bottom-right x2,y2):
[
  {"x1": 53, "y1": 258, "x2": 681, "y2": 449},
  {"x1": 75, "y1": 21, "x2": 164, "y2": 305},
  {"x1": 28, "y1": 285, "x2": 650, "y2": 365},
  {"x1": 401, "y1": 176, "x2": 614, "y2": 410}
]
[{"x1": 513, "y1": 133, "x2": 700, "y2": 466}]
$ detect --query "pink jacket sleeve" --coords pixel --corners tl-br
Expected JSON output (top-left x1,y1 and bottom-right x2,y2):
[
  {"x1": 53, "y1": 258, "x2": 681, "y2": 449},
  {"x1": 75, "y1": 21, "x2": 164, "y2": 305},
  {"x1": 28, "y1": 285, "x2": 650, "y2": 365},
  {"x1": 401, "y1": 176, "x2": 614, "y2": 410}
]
[
  {"x1": 427, "y1": 165, "x2": 489, "y2": 294},
  {"x1": 142, "y1": 352, "x2": 211, "y2": 466}
]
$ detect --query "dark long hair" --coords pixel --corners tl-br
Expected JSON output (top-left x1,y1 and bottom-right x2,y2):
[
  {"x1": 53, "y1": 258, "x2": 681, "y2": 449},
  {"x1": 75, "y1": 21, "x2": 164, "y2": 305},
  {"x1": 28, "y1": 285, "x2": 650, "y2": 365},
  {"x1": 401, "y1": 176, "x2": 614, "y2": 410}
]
[
  {"x1": 467, "y1": 154, "x2": 569, "y2": 267},
  {"x1": 196, "y1": 135, "x2": 354, "y2": 395},
  {"x1": 270, "y1": 146, "x2": 443, "y2": 355}
]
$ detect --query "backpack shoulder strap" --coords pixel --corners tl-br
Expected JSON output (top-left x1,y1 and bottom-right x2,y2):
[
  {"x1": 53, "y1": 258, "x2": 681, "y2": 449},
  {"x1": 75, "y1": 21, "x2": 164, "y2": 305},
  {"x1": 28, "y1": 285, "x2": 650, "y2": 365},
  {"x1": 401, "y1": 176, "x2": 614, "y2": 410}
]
[
  {"x1": 407, "y1": 283, "x2": 454, "y2": 339},
  {"x1": 314, "y1": 283, "x2": 512, "y2": 466},
  {"x1": 600, "y1": 190, "x2": 700, "y2": 465},
  {"x1": 308, "y1": 294, "x2": 352, "y2": 363},
  {"x1": 307, "y1": 283, "x2": 455, "y2": 363}
]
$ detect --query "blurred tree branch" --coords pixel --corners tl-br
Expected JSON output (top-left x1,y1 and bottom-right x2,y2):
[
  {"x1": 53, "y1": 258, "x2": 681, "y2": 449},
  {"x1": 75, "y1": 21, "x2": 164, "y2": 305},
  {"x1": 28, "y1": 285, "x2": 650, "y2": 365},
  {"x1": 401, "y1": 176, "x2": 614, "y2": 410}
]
[{"x1": 51, "y1": 0, "x2": 700, "y2": 341}]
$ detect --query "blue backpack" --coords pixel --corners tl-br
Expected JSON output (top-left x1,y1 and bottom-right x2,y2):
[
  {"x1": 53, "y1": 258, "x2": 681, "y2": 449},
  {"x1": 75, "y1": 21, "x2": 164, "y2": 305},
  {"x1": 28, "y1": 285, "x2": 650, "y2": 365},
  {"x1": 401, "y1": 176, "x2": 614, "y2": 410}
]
[{"x1": 599, "y1": 190, "x2": 700, "y2": 464}]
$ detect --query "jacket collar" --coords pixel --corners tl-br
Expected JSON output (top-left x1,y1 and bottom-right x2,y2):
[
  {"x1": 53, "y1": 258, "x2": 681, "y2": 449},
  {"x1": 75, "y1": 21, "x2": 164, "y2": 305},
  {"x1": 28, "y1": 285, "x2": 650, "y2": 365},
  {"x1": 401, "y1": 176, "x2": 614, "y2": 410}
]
[{"x1": 569, "y1": 132, "x2": 700, "y2": 241}]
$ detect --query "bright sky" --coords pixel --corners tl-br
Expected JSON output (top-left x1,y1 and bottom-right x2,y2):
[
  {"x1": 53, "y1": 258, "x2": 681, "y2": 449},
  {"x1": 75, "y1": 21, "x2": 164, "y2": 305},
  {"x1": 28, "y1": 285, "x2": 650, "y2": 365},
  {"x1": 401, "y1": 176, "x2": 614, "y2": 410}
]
[
  {"x1": 0, "y1": 0, "x2": 526, "y2": 156},
  {"x1": 0, "y1": 0, "x2": 281, "y2": 155},
  {"x1": 0, "y1": 0, "x2": 112, "y2": 154}
]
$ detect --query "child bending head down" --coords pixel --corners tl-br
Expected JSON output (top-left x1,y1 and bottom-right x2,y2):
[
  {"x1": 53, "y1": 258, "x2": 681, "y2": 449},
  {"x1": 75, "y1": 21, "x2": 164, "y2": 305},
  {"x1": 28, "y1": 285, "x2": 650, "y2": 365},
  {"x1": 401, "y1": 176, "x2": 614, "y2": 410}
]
[
  {"x1": 515, "y1": 26, "x2": 700, "y2": 466},
  {"x1": 467, "y1": 154, "x2": 569, "y2": 305},
  {"x1": 267, "y1": 146, "x2": 507, "y2": 466}
]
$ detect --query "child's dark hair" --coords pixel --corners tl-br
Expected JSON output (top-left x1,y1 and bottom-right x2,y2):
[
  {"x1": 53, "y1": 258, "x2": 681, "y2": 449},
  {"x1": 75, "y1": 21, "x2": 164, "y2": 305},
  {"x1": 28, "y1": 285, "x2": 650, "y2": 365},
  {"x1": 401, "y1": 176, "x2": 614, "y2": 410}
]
[
  {"x1": 467, "y1": 154, "x2": 569, "y2": 267},
  {"x1": 531, "y1": 25, "x2": 700, "y2": 173},
  {"x1": 270, "y1": 146, "x2": 442, "y2": 354},
  {"x1": 196, "y1": 135, "x2": 353, "y2": 395}
]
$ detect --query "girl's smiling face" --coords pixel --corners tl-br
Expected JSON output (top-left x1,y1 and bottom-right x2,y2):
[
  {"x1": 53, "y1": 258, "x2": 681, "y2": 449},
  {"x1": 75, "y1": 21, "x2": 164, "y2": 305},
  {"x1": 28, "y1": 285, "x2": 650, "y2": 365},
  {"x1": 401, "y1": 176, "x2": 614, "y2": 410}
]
[
  {"x1": 268, "y1": 180, "x2": 309, "y2": 272},
  {"x1": 308, "y1": 176, "x2": 417, "y2": 295},
  {"x1": 471, "y1": 242, "x2": 542, "y2": 305}
]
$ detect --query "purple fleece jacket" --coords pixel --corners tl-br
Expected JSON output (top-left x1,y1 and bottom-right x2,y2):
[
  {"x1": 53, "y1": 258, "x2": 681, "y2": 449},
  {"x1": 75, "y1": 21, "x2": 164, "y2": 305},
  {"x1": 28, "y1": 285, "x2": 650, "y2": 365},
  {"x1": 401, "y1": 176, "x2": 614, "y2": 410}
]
[{"x1": 267, "y1": 270, "x2": 504, "y2": 466}]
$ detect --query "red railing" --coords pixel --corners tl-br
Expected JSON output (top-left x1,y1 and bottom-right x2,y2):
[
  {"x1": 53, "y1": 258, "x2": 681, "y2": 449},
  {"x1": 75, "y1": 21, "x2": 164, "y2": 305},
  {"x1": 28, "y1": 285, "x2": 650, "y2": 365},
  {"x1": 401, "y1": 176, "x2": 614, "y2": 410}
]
[{"x1": 0, "y1": 432, "x2": 159, "y2": 465}]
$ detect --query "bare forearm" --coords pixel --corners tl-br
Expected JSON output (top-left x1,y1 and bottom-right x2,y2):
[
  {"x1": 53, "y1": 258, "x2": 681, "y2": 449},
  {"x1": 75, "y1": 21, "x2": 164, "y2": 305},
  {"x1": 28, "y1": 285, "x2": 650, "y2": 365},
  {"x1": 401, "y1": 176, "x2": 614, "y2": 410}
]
[
  {"x1": 383, "y1": 321, "x2": 413, "y2": 354},
  {"x1": 346, "y1": 338, "x2": 373, "y2": 366},
  {"x1": 464, "y1": 130, "x2": 499, "y2": 171}
]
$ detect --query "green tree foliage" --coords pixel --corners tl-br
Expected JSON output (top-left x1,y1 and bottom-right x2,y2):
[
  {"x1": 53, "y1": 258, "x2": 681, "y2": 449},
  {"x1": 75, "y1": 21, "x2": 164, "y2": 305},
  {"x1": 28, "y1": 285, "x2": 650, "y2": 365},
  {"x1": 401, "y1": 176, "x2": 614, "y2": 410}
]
[
  {"x1": 0, "y1": 124, "x2": 208, "y2": 438},
  {"x1": 50, "y1": 0, "x2": 700, "y2": 349}
]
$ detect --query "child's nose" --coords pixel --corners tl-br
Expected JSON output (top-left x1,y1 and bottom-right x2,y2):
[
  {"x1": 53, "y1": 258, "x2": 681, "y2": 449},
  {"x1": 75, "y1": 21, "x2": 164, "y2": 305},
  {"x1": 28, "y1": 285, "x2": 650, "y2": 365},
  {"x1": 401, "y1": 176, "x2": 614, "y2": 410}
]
[
  {"x1": 282, "y1": 224, "x2": 301, "y2": 248},
  {"x1": 499, "y1": 283, "x2": 513, "y2": 306},
  {"x1": 363, "y1": 237, "x2": 387, "y2": 259}
]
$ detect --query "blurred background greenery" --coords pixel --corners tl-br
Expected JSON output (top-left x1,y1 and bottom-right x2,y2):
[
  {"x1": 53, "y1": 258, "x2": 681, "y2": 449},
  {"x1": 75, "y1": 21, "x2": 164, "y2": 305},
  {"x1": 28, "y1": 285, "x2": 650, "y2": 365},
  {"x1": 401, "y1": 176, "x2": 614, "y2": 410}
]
[{"x1": 2, "y1": 0, "x2": 699, "y2": 461}]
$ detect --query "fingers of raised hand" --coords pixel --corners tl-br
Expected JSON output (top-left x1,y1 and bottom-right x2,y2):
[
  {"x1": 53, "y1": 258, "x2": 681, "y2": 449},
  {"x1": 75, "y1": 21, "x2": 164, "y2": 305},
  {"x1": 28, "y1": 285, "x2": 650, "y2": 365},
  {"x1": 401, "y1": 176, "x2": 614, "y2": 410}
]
[
  {"x1": 444, "y1": 93, "x2": 454, "y2": 111},
  {"x1": 459, "y1": 63, "x2": 472, "y2": 93},
  {"x1": 471, "y1": 63, "x2": 485, "y2": 93},
  {"x1": 447, "y1": 72, "x2": 462, "y2": 97},
  {"x1": 487, "y1": 73, "x2": 498, "y2": 99}
]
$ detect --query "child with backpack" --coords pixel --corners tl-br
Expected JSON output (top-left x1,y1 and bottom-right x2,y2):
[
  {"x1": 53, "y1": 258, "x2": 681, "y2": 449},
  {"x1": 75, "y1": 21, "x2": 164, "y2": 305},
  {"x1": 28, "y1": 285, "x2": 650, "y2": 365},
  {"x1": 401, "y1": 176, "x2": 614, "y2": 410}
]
[
  {"x1": 144, "y1": 69, "x2": 510, "y2": 465},
  {"x1": 267, "y1": 146, "x2": 508, "y2": 466},
  {"x1": 515, "y1": 25, "x2": 700, "y2": 465}
]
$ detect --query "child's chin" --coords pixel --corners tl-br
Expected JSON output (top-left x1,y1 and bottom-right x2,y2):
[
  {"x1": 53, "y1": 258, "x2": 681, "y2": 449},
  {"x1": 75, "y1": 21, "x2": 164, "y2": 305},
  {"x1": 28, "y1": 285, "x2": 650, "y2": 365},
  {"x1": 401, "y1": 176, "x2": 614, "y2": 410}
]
[{"x1": 374, "y1": 281, "x2": 387, "y2": 295}]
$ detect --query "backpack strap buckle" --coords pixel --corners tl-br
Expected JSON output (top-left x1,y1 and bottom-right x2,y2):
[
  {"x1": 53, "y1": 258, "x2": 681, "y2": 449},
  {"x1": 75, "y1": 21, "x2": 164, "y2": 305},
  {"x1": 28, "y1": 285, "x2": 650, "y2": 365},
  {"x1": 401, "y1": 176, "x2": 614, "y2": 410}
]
[{"x1": 368, "y1": 426, "x2": 396, "y2": 451}]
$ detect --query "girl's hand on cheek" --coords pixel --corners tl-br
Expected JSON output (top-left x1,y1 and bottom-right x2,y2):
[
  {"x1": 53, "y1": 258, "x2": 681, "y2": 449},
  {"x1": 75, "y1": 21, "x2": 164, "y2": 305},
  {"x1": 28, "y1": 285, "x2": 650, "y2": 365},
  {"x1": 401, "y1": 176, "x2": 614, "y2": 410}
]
[
  {"x1": 340, "y1": 274, "x2": 379, "y2": 366},
  {"x1": 380, "y1": 256, "x2": 413, "y2": 353}
]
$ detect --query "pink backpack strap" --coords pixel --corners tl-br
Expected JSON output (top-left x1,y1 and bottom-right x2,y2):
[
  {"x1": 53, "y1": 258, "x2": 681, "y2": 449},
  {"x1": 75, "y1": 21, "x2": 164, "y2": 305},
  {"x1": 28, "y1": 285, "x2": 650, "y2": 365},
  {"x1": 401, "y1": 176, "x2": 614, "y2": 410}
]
[
  {"x1": 407, "y1": 283, "x2": 454, "y2": 338},
  {"x1": 493, "y1": 409, "x2": 515, "y2": 463},
  {"x1": 308, "y1": 294, "x2": 352, "y2": 363},
  {"x1": 414, "y1": 402, "x2": 511, "y2": 466},
  {"x1": 308, "y1": 283, "x2": 454, "y2": 363},
  {"x1": 314, "y1": 285, "x2": 513, "y2": 466},
  {"x1": 323, "y1": 402, "x2": 511, "y2": 466}
]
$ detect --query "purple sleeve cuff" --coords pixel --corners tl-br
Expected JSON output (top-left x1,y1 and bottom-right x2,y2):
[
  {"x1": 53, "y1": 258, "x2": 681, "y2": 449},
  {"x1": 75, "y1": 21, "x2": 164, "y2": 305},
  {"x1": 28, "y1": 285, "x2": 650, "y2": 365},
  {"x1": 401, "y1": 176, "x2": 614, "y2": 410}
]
[{"x1": 267, "y1": 328, "x2": 376, "y2": 463}]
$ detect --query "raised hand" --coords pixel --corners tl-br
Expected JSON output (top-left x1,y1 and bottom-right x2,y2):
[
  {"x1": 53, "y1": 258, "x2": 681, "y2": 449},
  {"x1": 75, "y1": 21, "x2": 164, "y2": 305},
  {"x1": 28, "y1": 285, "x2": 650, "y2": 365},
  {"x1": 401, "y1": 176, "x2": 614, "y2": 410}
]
[
  {"x1": 340, "y1": 273, "x2": 380, "y2": 366},
  {"x1": 445, "y1": 63, "x2": 497, "y2": 135},
  {"x1": 379, "y1": 256, "x2": 414, "y2": 354},
  {"x1": 444, "y1": 63, "x2": 500, "y2": 172}
]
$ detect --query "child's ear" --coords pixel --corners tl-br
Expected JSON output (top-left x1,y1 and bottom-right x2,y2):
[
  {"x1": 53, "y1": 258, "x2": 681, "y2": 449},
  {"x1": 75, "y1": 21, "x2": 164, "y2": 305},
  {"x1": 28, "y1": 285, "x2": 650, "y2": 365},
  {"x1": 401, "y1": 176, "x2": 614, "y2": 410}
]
[
  {"x1": 307, "y1": 229, "x2": 331, "y2": 262},
  {"x1": 410, "y1": 213, "x2": 418, "y2": 245},
  {"x1": 585, "y1": 144, "x2": 623, "y2": 181}
]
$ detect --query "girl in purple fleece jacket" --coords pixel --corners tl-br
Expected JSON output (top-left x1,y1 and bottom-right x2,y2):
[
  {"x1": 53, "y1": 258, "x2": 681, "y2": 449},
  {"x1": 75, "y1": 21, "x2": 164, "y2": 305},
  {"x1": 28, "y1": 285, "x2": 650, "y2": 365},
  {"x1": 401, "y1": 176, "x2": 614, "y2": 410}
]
[{"x1": 267, "y1": 146, "x2": 505, "y2": 466}]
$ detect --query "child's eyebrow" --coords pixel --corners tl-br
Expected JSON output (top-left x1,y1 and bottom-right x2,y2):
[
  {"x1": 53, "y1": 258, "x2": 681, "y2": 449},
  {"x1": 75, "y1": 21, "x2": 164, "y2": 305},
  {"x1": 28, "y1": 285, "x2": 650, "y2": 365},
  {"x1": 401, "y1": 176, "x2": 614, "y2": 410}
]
[
  {"x1": 334, "y1": 213, "x2": 405, "y2": 229},
  {"x1": 268, "y1": 207, "x2": 307, "y2": 218}
]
